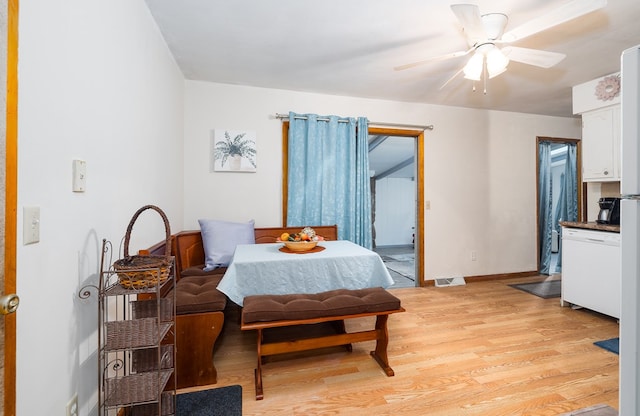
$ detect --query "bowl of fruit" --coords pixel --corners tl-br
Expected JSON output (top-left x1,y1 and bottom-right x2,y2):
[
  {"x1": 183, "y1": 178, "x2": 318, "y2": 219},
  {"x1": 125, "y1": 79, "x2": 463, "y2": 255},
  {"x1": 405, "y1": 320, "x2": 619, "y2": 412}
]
[{"x1": 279, "y1": 227, "x2": 324, "y2": 252}]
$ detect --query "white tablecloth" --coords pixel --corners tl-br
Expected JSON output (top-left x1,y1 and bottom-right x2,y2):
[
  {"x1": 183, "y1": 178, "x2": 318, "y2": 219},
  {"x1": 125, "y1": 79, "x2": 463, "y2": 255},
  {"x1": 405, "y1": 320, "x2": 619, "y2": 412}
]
[{"x1": 217, "y1": 240, "x2": 394, "y2": 306}]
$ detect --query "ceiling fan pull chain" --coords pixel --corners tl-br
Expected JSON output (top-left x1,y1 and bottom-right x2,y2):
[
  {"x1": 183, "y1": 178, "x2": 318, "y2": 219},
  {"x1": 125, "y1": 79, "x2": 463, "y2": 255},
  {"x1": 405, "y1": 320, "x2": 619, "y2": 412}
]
[{"x1": 483, "y1": 60, "x2": 488, "y2": 95}]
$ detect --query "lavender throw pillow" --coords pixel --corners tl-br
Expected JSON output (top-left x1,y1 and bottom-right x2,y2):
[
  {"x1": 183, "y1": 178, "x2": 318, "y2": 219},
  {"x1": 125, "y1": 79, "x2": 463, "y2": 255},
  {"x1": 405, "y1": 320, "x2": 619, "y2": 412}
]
[{"x1": 198, "y1": 219, "x2": 255, "y2": 271}]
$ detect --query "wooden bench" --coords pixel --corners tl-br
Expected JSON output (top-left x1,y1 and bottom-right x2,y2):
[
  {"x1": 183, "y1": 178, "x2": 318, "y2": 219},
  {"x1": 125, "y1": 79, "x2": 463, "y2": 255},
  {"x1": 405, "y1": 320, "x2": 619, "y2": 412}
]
[
  {"x1": 146, "y1": 225, "x2": 338, "y2": 389},
  {"x1": 240, "y1": 287, "x2": 405, "y2": 400}
]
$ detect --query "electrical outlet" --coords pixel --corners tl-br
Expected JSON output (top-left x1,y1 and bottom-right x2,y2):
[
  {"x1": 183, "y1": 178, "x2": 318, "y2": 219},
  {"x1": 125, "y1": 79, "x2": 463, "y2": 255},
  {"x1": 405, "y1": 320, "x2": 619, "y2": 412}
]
[
  {"x1": 66, "y1": 393, "x2": 78, "y2": 416},
  {"x1": 471, "y1": 250, "x2": 477, "y2": 261}
]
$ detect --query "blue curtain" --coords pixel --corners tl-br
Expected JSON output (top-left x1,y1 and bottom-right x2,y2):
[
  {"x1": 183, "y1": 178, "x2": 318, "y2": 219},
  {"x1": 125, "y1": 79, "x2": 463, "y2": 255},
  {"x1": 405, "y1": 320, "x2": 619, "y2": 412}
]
[
  {"x1": 538, "y1": 143, "x2": 553, "y2": 275},
  {"x1": 287, "y1": 112, "x2": 373, "y2": 248},
  {"x1": 554, "y1": 173, "x2": 566, "y2": 233},
  {"x1": 553, "y1": 144, "x2": 578, "y2": 271}
]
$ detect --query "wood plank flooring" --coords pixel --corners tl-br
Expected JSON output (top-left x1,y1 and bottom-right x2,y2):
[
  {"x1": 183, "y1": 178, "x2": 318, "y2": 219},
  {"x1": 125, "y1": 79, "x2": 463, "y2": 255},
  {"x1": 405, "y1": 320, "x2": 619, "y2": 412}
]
[{"x1": 182, "y1": 277, "x2": 619, "y2": 415}]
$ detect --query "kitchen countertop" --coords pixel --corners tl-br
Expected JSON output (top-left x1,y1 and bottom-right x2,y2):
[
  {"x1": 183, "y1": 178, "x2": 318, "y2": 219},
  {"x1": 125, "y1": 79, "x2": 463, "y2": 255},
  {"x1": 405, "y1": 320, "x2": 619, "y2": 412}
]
[{"x1": 560, "y1": 221, "x2": 620, "y2": 233}]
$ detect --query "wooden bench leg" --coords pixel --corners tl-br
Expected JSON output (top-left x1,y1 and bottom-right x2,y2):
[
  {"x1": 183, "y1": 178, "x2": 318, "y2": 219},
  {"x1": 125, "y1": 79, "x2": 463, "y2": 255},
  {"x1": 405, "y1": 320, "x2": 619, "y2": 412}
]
[
  {"x1": 369, "y1": 314, "x2": 395, "y2": 376},
  {"x1": 175, "y1": 311, "x2": 225, "y2": 389},
  {"x1": 331, "y1": 320, "x2": 353, "y2": 352},
  {"x1": 255, "y1": 328, "x2": 264, "y2": 400}
]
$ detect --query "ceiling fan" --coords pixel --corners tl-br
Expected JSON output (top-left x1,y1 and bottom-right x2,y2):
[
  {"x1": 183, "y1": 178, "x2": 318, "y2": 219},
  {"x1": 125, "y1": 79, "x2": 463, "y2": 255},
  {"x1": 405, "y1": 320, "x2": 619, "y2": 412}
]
[{"x1": 394, "y1": 0, "x2": 608, "y2": 92}]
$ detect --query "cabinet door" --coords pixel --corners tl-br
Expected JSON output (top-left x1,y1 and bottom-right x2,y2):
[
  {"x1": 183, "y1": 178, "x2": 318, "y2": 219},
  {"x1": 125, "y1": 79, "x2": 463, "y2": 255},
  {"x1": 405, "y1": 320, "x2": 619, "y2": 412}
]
[
  {"x1": 561, "y1": 229, "x2": 620, "y2": 318},
  {"x1": 582, "y1": 106, "x2": 620, "y2": 181}
]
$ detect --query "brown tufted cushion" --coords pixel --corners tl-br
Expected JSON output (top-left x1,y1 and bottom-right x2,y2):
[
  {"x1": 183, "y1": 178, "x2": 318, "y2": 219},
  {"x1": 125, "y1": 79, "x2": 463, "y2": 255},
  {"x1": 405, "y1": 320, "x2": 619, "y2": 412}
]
[
  {"x1": 180, "y1": 264, "x2": 227, "y2": 278},
  {"x1": 172, "y1": 275, "x2": 227, "y2": 315},
  {"x1": 242, "y1": 287, "x2": 401, "y2": 323}
]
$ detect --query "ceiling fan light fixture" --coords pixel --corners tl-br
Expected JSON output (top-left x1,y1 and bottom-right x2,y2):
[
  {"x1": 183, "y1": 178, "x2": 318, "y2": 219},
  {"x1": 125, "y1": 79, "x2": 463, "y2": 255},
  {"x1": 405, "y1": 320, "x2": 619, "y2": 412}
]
[
  {"x1": 487, "y1": 65, "x2": 507, "y2": 79},
  {"x1": 480, "y1": 13, "x2": 508, "y2": 40},
  {"x1": 486, "y1": 48, "x2": 509, "y2": 78},
  {"x1": 463, "y1": 52, "x2": 483, "y2": 81}
]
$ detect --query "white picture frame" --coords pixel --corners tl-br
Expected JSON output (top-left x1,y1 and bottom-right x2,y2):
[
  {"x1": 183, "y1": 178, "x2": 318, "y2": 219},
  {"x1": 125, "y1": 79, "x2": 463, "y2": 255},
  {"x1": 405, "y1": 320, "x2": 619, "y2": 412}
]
[{"x1": 211, "y1": 129, "x2": 257, "y2": 172}]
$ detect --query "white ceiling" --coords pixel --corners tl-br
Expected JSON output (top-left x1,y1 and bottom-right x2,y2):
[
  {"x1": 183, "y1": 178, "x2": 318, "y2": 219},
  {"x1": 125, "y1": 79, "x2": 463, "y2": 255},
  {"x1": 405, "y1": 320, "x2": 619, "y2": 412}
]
[
  {"x1": 144, "y1": 0, "x2": 640, "y2": 177},
  {"x1": 368, "y1": 136, "x2": 416, "y2": 179},
  {"x1": 145, "y1": 0, "x2": 640, "y2": 118}
]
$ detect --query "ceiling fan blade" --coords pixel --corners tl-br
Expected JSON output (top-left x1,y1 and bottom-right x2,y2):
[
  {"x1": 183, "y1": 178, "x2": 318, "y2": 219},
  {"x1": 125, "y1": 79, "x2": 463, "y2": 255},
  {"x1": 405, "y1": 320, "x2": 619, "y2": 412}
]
[
  {"x1": 394, "y1": 48, "x2": 473, "y2": 71},
  {"x1": 501, "y1": 46, "x2": 566, "y2": 68},
  {"x1": 501, "y1": 0, "x2": 607, "y2": 43},
  {"x1": 439, "y1": 66, "x2": 465, "y2": 90},
  {"x1": 450, "y1": 4, "x2": 486, "y2": 44}
]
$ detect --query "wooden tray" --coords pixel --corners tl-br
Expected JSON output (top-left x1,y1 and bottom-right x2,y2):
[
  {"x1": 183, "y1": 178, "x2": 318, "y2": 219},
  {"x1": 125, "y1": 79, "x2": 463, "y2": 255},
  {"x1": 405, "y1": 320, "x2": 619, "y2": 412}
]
[{"x1": 278, "y1": 245, "x2": 325, "y2": 254}]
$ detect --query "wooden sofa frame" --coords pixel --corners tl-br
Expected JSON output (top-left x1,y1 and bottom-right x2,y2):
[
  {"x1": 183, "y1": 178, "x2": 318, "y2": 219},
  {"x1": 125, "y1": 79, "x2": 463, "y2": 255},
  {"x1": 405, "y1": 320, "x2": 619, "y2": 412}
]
[
  {"x1": 172, "y1": 225, "x2": 338, "y2": 279},
  {"x1": 145, "y1": 225, "x2": 338, "y2": 389}
]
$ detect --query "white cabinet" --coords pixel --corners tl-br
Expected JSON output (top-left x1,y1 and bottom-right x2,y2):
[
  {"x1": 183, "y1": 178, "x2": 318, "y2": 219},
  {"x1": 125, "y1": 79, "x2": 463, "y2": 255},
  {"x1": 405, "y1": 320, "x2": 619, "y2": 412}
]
[
  {"x1": 561, "y1": 227, "x2": 620, "y2": 319},
  {"x1": 581, "y1": 105, "x2": 620, "y2": 182}
]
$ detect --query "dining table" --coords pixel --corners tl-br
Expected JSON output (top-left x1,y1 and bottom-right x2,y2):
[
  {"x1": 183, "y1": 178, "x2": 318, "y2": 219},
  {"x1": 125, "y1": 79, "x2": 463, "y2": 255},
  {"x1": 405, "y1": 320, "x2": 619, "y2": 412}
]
[{"x1": 216, "y1": 239, "x2": 394, "y2": 306}]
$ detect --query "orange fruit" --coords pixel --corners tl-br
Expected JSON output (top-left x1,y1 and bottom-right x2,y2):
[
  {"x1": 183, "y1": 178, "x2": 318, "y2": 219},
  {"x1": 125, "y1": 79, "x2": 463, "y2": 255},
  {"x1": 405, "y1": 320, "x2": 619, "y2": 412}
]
[
  {"x1": 280, "y1": 232, "x2": 290, "y2": 241},
  {"x1": 299, "y1": 233, "x2": 308, "y2": 241}
]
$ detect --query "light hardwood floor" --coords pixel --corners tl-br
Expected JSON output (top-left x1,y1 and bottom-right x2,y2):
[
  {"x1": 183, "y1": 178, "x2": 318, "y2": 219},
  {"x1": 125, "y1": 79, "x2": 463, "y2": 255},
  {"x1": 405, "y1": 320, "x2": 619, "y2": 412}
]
[{"x1": 184, "y1": 277, "x2": 619, "y2": 415}]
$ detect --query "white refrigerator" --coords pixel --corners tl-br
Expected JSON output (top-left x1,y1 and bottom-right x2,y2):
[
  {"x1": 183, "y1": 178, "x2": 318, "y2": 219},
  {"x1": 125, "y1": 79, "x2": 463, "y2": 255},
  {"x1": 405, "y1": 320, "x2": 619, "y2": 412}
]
[{"x1": 620, "y1": 44, "x2": 640, "y2": 415}]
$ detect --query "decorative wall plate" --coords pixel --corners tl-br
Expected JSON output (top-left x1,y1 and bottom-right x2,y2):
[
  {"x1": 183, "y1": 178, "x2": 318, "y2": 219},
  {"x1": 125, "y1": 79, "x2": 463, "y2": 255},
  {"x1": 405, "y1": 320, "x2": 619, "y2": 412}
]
[{"x1": 595, "y1": 75, "x2": 620, "y2": 101}]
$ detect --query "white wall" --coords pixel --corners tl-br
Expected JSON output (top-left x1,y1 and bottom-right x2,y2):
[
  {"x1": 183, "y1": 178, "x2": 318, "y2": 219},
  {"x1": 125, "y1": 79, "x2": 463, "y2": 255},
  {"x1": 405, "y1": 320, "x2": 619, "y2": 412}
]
[
  {"x1": 17, "y1": 1, "x2": 184, "y2": 414},
  {"x1": 374, "y1": 177, "x2": 415, "y2": 246},
  {"x1": 477, "y1": 111, "x2": 580, "y2": 276},
  {"x1": 184, "y1": 81, "x2": 581, "y2": 281}
]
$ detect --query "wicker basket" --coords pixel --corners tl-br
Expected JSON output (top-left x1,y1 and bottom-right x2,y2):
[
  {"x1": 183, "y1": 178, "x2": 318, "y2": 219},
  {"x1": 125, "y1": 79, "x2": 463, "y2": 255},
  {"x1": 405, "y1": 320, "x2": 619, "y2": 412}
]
[{"x1": 113, "y1": 205, "x2": 172, "y2": 290}]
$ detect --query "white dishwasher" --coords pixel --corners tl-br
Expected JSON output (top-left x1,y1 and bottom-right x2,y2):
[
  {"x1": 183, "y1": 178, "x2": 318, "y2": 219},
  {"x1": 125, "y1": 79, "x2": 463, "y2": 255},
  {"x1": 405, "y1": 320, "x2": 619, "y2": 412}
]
[{"x1": 561, "y1": 227, "x2": 620, "y2": 319}]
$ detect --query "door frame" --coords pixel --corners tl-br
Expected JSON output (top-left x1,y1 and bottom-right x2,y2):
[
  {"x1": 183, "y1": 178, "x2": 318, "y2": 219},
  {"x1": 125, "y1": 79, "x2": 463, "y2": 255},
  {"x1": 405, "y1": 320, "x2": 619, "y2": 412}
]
[
  {"x1": 535, "y1": 136, "x2": 583, "y2": 273},
  {"x1": 368, "y1": 127, "x2": 425, "y2": 287},
  {"x1": 3, "y1": 0, "x2": 18, "y2": 414}
]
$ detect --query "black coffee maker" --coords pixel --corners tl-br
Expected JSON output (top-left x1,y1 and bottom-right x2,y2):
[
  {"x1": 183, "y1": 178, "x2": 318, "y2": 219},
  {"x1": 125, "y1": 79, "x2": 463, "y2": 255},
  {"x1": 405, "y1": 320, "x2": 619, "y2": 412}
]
[{"x1": 596, "y1": 197, "x2": 621, "y2": 225}]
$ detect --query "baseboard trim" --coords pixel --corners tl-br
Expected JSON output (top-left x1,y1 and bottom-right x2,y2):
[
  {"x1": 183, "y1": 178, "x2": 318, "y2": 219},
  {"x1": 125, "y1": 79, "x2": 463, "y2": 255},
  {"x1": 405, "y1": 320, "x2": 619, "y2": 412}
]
[
  {"x1": 464, "y1": 271, "x2": 540, "y2": 283},
  {"x1": 424, "y1": 270, "x2": 539, "y2": 287}
]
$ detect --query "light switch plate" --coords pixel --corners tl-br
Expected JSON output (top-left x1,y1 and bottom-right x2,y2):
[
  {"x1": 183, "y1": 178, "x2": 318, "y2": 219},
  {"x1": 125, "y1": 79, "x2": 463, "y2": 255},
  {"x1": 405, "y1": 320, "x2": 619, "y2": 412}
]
[
  {"x1": 72, "y1": 159, "x2": 86, "y2": 192},
  {"x1": 23, "y1": 206, "x2": 40, "y2": 245}
]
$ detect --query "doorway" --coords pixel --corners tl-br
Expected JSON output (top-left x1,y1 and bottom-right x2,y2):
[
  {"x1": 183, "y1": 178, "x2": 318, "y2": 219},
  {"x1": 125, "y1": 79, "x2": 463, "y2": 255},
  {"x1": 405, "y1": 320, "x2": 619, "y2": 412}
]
[
  {"x1": 368, "y1": 128, "x2": 424, "y2": 287},
  {"x1": 536, "y1": 137, "x2": 581, "y2": 275},
  {"x1": 369, "y1": 135, "x2": 416, "y2": 288}
]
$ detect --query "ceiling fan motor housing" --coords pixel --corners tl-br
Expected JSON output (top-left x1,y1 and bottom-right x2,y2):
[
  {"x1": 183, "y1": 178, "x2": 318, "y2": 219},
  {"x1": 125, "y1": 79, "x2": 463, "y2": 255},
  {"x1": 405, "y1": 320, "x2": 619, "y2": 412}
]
[{"x1": 480, "y1": 13, "x2": 508, "y2": 42}]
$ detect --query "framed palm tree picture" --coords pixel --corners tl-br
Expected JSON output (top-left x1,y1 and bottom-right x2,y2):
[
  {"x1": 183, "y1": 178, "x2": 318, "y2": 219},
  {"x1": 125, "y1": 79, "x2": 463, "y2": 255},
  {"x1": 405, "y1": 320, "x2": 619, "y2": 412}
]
[{"x1": 211, "y1": 129, "x2": 257, "y2": 172}]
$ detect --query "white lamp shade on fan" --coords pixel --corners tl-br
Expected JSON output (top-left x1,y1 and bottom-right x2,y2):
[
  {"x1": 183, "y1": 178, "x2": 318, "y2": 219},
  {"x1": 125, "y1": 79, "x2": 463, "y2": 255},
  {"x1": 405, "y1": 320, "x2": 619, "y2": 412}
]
[
  {"x1": 486, "y1": 48, "x2": 509, "y2": 78},
  {"x1": 463, "y1": 46, "x2": 510, "y2": 81},
  {"x1": 463, "y1": 52, "x2": 483, "y2": 81}
]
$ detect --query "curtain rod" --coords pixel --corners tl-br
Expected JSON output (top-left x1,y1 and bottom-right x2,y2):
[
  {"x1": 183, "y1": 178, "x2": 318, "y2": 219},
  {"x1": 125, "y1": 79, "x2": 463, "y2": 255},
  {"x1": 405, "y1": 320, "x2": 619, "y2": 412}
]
[{"x1": 274, "y1": 113, "x2": 434, "y2": 131}]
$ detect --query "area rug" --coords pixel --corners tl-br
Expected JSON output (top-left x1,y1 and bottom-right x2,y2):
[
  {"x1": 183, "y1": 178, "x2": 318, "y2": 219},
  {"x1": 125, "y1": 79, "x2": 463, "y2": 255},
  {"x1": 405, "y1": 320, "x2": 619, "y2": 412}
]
[
  {"x1": 384, "y1": 261, "x2": 415, "y2": 280},
  {"x1": 509, "y1": 280, "x2": 561, "y2": 299},
  {"x1": 176, "y1": 385, "x2": 242, "y2": 416},
  {"x1": 594, "y1": 337, "x2": 619, "y2": 355},
  {"x1": 558, "y1": 404, "x2": 618, "y2": 415},
  {"x1": 388, "y1": 253, "x2": 414, "y2": 262}
]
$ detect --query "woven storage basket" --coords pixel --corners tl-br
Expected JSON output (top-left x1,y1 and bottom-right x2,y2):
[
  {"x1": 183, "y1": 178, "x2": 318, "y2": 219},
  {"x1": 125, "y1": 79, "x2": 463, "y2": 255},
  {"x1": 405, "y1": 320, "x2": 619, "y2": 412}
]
[{"x1": 113, "y1": 205, "x2": 172, "y2": 290}]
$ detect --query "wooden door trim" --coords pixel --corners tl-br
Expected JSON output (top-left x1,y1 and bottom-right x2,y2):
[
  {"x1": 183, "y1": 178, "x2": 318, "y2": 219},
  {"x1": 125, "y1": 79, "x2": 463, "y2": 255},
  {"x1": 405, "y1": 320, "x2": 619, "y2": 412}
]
[
  {"x1": 368, "y1": 128, "x2": 425, "y2": 287},
  {"x1": 4, "y1": 0, "x2": 18, "y2": 414}
]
